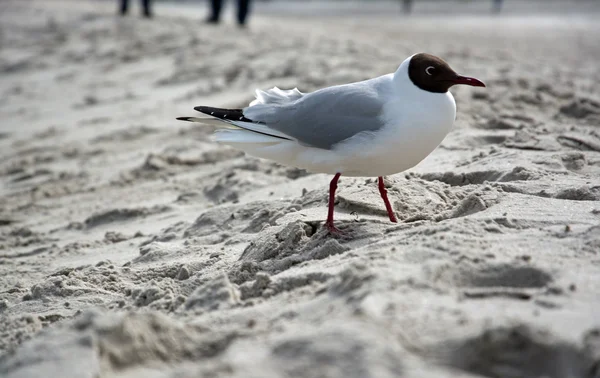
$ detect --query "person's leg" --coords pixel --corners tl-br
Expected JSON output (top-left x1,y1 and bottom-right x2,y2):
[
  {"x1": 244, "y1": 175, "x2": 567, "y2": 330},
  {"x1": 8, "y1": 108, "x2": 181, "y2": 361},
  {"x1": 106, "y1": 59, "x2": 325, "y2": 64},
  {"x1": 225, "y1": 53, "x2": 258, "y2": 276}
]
[
  {"x1": 119, "y1": 0, "x2": 128, "y2": 15},
  {"x1": 492, "y1": 0, "x2": 503, "y2": 13},
  {"x1": 237, "y1": 0, "x2": 251, "y2": 25},
  {"x1": 141, "y1": 0, "x2": 152, "y2": 17},
  {"x1": 207, "y1": 0, "x2": 222, "y2": 22}
]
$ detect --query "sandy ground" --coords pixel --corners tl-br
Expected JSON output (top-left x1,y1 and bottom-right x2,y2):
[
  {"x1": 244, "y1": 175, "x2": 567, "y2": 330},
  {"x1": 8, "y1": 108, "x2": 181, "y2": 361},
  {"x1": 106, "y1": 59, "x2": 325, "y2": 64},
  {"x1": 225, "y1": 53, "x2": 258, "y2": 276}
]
[{"x1": 1, "y1": 0, "x2": 600, "y2": 377}]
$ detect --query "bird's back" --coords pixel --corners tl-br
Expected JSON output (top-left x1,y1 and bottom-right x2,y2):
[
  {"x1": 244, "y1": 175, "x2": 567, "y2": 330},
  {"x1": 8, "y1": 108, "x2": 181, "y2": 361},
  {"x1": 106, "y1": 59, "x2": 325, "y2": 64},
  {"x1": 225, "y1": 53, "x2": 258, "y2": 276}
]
[{"x1": 243, "y1": 74, "x2": 395, "y2": 150}]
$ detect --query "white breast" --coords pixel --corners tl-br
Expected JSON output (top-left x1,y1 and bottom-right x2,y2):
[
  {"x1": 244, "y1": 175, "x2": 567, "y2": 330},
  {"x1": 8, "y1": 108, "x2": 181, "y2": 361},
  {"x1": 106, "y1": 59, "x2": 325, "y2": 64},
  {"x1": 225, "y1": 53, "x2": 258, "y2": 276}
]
[{"x1": 330, "y1": 77, "x2": 457, "y2": 177}]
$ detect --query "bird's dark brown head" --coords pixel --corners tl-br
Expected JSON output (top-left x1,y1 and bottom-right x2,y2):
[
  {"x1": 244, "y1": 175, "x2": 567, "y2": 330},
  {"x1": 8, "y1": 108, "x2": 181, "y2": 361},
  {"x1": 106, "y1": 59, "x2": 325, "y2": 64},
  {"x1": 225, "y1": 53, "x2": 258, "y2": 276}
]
[{"x1": 408, "y1": 53, "x2": 485, "y2": 93}]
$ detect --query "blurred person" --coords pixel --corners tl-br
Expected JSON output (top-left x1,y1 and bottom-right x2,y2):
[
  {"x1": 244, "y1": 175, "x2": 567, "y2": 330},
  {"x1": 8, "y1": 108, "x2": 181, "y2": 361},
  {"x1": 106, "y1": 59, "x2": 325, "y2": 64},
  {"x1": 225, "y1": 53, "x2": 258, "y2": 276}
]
[
  {"x1": 119, "y1": 0, "x2": 152, "y2": 18},
  {"x1": 492, "y1": 0, "x2": 503, "y2": 13},
  {"x1": 206, "y1": 0, "x2": 252, "y2": 26}
]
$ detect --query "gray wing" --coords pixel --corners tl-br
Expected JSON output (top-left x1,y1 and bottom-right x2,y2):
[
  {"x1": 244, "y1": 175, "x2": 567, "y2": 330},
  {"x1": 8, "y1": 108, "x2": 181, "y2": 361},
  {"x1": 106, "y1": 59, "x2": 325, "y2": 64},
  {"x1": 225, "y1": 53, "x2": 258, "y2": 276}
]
[{"x1": 243, "y1": 79, "x2": 389, "y2": 150}]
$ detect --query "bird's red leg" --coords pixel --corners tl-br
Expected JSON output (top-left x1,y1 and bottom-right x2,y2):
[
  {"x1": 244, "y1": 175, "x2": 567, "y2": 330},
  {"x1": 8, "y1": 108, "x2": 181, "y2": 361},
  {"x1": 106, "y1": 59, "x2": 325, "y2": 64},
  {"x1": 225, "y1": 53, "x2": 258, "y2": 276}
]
[
  {"x1": 378, "y1": 176, "x2": 398, "y2": 223},
  {"x1": 325, "y1": 173, "x2": 342, "y2": 233}
]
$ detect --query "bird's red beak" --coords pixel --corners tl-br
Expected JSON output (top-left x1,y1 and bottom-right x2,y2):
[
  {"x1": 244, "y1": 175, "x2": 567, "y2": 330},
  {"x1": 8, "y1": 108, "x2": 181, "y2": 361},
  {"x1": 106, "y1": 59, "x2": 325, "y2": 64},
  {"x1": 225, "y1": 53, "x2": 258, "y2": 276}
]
[{"x1": 452, "y1": 75, "x2": 486, "y2": 87}]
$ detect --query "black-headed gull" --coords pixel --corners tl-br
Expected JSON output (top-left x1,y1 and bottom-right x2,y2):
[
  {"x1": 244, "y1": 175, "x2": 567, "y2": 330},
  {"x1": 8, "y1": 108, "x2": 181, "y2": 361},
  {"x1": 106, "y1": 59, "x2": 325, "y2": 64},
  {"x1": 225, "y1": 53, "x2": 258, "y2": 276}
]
[{"x1": 178, "y1": 53, "x2": 485, "y2": 233}]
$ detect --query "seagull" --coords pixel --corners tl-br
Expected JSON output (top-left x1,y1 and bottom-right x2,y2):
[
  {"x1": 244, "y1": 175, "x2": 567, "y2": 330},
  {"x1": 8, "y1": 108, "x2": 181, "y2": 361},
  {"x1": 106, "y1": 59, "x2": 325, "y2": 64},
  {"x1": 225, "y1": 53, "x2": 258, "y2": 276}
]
[{"x1": 177, "y1": 53, "x2": 485, "y2": 233}]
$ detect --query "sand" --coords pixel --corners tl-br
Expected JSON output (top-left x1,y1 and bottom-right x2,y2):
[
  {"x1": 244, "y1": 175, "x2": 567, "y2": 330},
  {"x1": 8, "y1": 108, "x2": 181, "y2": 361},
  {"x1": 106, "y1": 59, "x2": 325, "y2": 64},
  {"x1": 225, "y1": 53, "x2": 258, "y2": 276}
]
[{"x1": 1, "y1": 0, "x2": 600, "y2": 377}]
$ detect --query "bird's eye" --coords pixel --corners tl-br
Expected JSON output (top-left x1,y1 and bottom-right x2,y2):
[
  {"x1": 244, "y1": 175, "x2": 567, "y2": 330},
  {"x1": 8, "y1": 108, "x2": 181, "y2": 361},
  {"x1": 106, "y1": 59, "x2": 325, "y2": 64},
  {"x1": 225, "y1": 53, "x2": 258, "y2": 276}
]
[{"x1": 425, "y1": 66, "x2": 435, "y2": 76}]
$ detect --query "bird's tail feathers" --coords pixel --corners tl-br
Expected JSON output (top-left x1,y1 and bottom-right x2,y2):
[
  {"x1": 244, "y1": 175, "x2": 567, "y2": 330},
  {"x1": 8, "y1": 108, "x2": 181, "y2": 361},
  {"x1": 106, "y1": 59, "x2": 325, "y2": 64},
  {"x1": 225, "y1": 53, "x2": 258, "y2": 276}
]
[
  {"x1": 213, "y1": 129, "x2": 281, "y2": 144},
  {"x1": 177, "y1": 106, "x2": 293, "y2": 141},
  {"x1": 176, "y1": 117, "x2": 236, "y2": 128},
  {"x1": 249, "y1": 87, "x2": 303, "y2": 106}
]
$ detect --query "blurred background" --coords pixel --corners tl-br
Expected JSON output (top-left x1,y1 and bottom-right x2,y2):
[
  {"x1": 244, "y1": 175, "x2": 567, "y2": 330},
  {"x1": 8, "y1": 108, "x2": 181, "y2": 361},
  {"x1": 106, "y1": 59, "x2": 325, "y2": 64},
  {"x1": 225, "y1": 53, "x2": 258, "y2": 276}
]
[{"x1": 2, "y1": 0, "x2": 599, "y2": 142}]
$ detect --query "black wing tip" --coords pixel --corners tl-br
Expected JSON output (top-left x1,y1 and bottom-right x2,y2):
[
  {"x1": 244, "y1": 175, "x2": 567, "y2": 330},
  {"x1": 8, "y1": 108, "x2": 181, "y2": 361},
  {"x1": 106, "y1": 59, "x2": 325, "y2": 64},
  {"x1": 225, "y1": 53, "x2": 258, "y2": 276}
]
[
  {"x1": 194, "y1": 106, "x2": 244, "y2": 113},
  {"x1": 193, "y1": 106, "x2": 257, "y2": 123},
  {"x1": 194, "y1": 106, "x2": 214, "y2": 114},
  {"x1": 176, "y1": 117, "x2": 193, "y2": 122}
]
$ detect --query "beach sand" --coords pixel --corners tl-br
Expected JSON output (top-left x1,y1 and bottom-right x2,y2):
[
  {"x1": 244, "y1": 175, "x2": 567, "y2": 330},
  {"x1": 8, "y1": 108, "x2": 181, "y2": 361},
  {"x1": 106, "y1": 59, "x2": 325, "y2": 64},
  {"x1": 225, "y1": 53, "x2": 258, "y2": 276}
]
[{"x1": 1, "y1": 0, "x2": 600, "y2": 377}]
